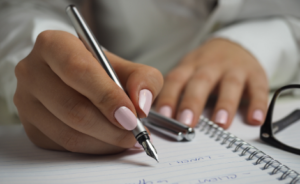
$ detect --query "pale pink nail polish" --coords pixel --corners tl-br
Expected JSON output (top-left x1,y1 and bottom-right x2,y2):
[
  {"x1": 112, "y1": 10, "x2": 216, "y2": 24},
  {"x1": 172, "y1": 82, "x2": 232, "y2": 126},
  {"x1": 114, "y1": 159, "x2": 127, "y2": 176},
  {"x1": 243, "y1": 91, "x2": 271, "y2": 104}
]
[
  {"x1": 158, "y1": 105, "x2": 172, "y2": 118},
  {"x1": 134, "y1": 141, "x2": 143, "y2": 149},
  {"x1": 114, "y1": 106, "x2": 137, "y2": 130},
  {"x1": 253, "y1": 109, "x2": 263, "y2": 123},
  {"x1": 215, "y1": 109, "x2": 228, "y2": 124},
  {"x1": 139, "y1": 89, "x2": 153, "y2": 116},
  {"x1": 178, "y1": 109, "x2": 193, "y2": 125}
]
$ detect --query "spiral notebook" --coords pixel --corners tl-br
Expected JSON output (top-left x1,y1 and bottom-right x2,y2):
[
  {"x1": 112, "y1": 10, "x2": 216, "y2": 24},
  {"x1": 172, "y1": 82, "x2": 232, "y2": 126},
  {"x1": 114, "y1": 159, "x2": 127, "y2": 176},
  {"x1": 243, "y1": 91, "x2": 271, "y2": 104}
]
[{"x1": 0, "y1": 117, "x2": 299, "y2": 184}]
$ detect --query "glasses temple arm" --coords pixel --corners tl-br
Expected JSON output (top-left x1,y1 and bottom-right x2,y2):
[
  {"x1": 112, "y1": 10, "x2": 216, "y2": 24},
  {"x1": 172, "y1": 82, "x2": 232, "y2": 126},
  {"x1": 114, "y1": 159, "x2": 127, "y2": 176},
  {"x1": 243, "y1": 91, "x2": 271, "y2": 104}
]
[{"x1": 272, "y1": 109, "x2": 300, "y2": 134}]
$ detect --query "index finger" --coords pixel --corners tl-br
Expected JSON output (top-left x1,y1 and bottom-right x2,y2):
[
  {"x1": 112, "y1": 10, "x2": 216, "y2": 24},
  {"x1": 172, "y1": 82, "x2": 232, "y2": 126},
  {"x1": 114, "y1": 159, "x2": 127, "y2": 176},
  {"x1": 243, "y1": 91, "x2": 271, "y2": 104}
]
[{"x1": 106, "y1": 52, "x2": 164, "y2": 118}]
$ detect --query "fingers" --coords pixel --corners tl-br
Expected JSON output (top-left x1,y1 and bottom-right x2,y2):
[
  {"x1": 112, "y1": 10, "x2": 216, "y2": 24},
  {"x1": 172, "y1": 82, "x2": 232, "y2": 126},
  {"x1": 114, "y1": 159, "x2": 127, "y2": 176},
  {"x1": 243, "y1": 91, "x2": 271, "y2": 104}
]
[
  {"x1": 33, "y1": 31, "x2": 135, "y2": 130},
  {"x1": 109, "y1": 52, "x2": 164, "y2": 118},
  {"x1": 18, "y1": 115, "x2": 65, "y2": 151},
  {"x1": 23, "y1": 107, "x2": 126, "y2": 155},
  {"x1": 14, "y1": 30, "x2": 161, "y2": 154},
  {"x1": 15, "y1": 92, "x2": 131, "y2": 154},
  {"x1": 30, "y1": 30, "x2": 162, "y2": 130},
  {"x1": 18, "y1": 61, "x2": 137, "y2": 148},
  {"x1": 211, "y1": 70, "x2": 247, "y2": 129},
  {"x1": 176, "y1": 66, "x2": 222, "y2": 127},
  {"x1": 246, "y1": 71, "x2": 269, "y2": 125},
  {"x1": 155, "y1": 64, "x2": 195, "y2": 119}
]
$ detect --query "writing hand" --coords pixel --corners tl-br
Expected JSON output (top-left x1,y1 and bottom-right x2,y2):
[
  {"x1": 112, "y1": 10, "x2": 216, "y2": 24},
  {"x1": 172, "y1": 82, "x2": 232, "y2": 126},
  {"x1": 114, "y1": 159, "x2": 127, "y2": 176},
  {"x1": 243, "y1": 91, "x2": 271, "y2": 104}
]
[
  {"x1": 155, "y1": 38, "x2": 268, "y2": 129},
  {"x1": 14, "y1": 30, "x2": 163, "y2": 154}
]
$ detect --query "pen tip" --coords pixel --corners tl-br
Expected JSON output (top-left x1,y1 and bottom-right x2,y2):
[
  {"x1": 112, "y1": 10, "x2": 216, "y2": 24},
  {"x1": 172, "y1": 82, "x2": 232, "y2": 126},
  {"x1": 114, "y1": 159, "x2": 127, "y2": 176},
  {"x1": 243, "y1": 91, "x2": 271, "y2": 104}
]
[{"x1": 141, "y1": 139, "x2": 159, "y2": 163}]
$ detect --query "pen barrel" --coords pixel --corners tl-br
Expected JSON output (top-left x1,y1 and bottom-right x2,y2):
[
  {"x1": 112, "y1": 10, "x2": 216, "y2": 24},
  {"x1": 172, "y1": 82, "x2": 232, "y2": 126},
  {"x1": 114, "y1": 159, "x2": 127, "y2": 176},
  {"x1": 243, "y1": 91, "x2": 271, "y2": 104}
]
[
  {"x1": 66, "y1": 5, "x2": 150, "y2": 141},
  {"x1": 143, "y1": 120, "x2": 184, "y2": 141},
  {"x1": 66, "y1": 5, "x2": 124, "y2": 90},
  {"x1": 144, "y1": 110, "x2": 195, "y2": 141},
  {"x1": 132, "y1": 119, "x2": 147, "y2": 137}
]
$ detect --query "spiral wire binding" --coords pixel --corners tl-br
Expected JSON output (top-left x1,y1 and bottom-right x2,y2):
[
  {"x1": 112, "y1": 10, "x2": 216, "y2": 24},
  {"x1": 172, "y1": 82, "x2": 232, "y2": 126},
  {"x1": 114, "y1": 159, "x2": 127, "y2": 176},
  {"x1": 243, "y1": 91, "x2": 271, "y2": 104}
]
[{"x1": 198, "y1": 116, "x2": 300, "y2": 184}]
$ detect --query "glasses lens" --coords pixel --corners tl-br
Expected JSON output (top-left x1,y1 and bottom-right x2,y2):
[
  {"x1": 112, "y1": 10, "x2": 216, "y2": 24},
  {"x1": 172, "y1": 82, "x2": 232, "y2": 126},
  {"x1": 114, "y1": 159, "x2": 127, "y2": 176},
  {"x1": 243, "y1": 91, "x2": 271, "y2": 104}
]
[{"x1": 272, "y1": 88, "x2": 300, "y2": 149}]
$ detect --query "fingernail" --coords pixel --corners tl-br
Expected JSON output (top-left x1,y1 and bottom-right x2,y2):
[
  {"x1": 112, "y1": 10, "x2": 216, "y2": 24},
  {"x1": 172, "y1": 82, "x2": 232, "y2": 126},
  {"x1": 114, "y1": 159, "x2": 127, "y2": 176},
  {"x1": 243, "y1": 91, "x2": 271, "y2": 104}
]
[
  {"x1": 253, "y1": 109, "x2": 264, "y2": 123},
  {"x1": 158, "y1": 105, "x2": 172, "y2": 118},
  {"x1": 178, "y1": 109, "x2": 193, "y2": 125},
  {"x1": 114, "y1": 106, "x2": 137, "y2": 130},
  {"x1": 215, "y1": 109, "x2": 228, "y2": 124},
  {"x1": 139, "y1": 89, "x2": 153, "y2": 116},
  {"x1": 134, "y1": 141, "x2": 143, "y2": 149}
]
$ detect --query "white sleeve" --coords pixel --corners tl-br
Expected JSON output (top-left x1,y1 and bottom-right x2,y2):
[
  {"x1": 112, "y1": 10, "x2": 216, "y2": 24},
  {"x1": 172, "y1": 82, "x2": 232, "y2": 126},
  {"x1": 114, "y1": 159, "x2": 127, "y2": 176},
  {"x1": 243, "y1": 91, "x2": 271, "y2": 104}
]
[
  {"x1": 212, "y1": 18, "x2": 300, "y2": 89},
  {"x1": 0, "y1": 1, "x2": 76, "y2": 114}
]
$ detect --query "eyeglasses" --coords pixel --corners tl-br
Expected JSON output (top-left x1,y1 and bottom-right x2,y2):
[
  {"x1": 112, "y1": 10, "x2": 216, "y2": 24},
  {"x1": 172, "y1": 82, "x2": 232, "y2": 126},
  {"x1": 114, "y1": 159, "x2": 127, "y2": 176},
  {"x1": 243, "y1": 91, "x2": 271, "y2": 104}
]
[{"x1": 260, "y1": 84, "x2": 300, "y2": 155}]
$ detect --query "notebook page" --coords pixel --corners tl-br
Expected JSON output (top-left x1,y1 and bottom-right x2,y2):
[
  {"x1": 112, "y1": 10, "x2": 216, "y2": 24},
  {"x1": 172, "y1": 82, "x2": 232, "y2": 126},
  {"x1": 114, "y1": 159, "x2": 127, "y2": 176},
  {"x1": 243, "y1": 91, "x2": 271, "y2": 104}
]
[{"x1": 0, "y1": 125, "x2": 284, "y2": 184}]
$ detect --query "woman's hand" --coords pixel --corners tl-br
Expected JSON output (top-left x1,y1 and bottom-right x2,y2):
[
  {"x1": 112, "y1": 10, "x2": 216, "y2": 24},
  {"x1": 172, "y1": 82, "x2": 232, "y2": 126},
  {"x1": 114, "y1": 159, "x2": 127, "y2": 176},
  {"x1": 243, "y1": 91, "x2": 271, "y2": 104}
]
[
  {"x1": 14, "y1": 30, "x2": 163, "y2": 154},
  {"x1": 155, "y1": 38, "x2": 268, "y2": 129}
]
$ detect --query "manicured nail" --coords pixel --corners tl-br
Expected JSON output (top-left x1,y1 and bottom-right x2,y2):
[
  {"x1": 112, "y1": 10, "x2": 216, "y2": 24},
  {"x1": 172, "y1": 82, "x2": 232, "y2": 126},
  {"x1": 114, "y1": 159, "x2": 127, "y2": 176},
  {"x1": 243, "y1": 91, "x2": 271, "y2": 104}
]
[
  {"x1": 134, "y1": 141, "x2": 143, "y2": 149},
  {"x1": 114, "y1": 106, "x2": 137, "y2": 130},
  {"x1": 215, "y1": 109, "x2": 228, "y2": 124},
  {"x1": 139, "y1": 89, "x2": 153, "y2": 116},
  {"x1": 253, "y1": 109, "x2": 264, "y2": 123},
  {"x1": 178, "y1": 109, "x2": 193, "y2": 125},
  {"x1": 158, "y1": 105, "x2": 172, "y2": 118}
]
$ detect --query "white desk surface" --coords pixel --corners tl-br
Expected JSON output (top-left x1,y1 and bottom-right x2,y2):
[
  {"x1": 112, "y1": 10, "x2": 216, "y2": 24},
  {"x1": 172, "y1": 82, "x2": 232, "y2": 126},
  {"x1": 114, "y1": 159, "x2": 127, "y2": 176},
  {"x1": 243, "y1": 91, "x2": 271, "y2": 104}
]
[{"x1": 0, "y1": 97, "x2": 299, "y2": 181}]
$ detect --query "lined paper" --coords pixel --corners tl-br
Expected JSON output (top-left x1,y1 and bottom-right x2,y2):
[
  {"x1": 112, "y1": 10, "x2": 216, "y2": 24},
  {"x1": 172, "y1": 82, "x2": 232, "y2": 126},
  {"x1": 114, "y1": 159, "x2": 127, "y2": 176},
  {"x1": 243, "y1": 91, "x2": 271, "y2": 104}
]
[{"x1": 0, "y1": 125, "x2": 288, "y2": 184}]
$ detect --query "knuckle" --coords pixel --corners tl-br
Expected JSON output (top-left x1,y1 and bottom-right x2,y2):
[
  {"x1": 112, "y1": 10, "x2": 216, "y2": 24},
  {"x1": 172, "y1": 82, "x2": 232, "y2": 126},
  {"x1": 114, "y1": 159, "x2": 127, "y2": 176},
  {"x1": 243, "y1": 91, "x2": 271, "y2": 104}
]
[
  {"x1": 22, "y1": 122, "x2": 34, "y2": 137},
  {"x1": 182, "y1": 95, "x2": 204, "y2": 108},
  {"x1": 14, "y1": 61, "x2": 32, "y2": 108},
  {"x1": 61, "y1": 132, "x2": 82, "y2": 153},
  {"x1": 148, "y1": 67, "x2": 162, "y2": 78},
  {"x1": 224, "y1": 75, "x2": 243, "y2": 88},
  {"x1": 64, "y1": 98, "x2": 95, "y2": 130},
  {"x1": 97, "y1": 87, "x2": 121, "y2": 107},
  {"x1": 15, "y1": 59, "x2": 30, "y2": 81},
  {"x1": 61, "y1": 53, "x2": 90, "y2": 80},
  {"x1": 192, "y1": 71, "x2": 214, "y2": 84},
  {"x1": 252, "y1": 95, "x2": 268, "y2": 106},
  {"x1": 219, "y1": 98, "x2": 236, "y2": 109},
  {"x1": 14, "y1": 60, "x2": 24, "y2": 79},
  {"x1": 249, "y1": 84, "x2": 269, "y2": 98},
  {"x1": 165, "y1": 70, "x2": 186, "y2": 84},
  {"x1": 255, "y1": 85, "x2": 269, "y2": 94},
  {"x1": 147, "y1": 67, "x2": 164, "y2": 83},
  {"x1": 13, "y1": 91, "x2": 21, "y2": 108},
  {"x1": 191, "y1": 97, "x2": 204, "y2": 106},
  {"x1": 21, "y1": 122, "x2": 45, "y2": 149},
  {"x1": 35, "y1": 30, "x2": 55, "y2": 49},
  {"x1": 143, "y1": 67, "x2": 164, "y2": 92},
  {"x1": 26, "y1": 133, "x2": 41, "y2": 148}
]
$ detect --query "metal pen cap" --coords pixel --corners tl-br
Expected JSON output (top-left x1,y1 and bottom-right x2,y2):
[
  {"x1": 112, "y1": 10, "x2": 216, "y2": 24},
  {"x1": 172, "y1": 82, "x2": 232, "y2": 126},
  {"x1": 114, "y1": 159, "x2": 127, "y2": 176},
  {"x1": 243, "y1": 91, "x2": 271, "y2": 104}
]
[{"x1": 143, "y1": 110, "x2": 195, "y2": 141}]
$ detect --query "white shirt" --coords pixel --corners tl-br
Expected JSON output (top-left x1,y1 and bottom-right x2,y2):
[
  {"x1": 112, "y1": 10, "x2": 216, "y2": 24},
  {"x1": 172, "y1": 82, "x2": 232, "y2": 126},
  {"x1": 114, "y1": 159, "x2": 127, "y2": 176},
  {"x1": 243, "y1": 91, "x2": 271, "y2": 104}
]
[{"x1": 0, "y1": 0, "x2": 300, "y2": 119}]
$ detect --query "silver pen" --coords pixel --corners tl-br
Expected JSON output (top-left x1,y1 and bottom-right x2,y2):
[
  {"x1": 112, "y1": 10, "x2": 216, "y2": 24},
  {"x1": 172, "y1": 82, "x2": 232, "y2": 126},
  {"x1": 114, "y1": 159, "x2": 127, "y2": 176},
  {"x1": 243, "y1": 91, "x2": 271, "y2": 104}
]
[
  {"x1": 143, "y1": 110, "x2": 195, "y2": 141},
  {"x1": 66, "y1": 5, "x2": 158, "y2": 162}
]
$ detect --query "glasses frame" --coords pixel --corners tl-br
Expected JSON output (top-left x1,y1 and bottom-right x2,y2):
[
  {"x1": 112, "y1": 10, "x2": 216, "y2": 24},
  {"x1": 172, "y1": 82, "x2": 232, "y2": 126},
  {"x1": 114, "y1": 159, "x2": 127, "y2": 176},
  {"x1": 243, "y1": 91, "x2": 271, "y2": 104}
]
[{"x1": 260, "y1": 84, "x2": 300, "y2": 155}]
